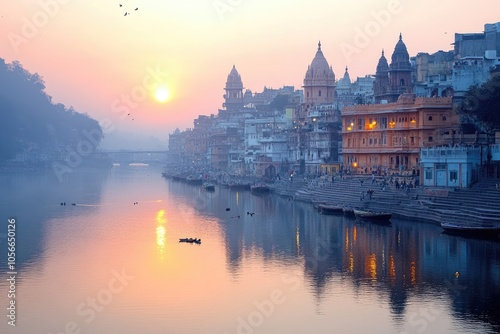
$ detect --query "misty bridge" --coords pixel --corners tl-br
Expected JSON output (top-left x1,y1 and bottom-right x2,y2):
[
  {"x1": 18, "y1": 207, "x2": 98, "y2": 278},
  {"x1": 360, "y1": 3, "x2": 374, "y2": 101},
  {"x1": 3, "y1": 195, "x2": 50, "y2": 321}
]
[{"x1": 99, "y1": 150, "x2": 167, "y2": 164}]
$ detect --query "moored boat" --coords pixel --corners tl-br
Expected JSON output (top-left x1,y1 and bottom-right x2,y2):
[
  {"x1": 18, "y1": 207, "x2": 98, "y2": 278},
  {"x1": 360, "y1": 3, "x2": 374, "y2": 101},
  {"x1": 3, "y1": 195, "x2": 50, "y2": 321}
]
[
  {"x1": 342, "y1": 206, "x2": 355, "y2": 216},
  {"x1": 317, "y1": 203, "x2": 343, "y2": 214},
  {"x1": 228, "y1": 182, "x2": 251, "y2": 190},
  {"x1": 441, "y1": 222, "x2": 500, "y2": 237},
  {"x1": 354, "y1": 209, "x2": 392, "y2": 221},
  {"x1": 186, "y1": 176, "x2": 203, "y2": 185},
  {"x1": 250, "y1": 184, "x2": 270, "y2": 194},
  {"x1": 202, "y1": 182, "x2": 216, "y2": 191}
]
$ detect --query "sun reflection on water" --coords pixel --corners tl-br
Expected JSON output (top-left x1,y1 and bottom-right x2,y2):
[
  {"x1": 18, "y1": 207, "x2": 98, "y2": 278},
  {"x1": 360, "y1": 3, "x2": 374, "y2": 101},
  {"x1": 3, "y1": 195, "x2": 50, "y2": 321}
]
[{"x1": 156, "y1": 209, "x2": 167, "y2": 258}]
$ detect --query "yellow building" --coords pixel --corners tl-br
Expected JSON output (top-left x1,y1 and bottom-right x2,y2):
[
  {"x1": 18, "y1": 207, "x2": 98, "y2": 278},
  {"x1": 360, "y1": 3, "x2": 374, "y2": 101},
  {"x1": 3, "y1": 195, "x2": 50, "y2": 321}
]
[{"x1": 342, "y1": 95, "x2": 460, "y2": 175}]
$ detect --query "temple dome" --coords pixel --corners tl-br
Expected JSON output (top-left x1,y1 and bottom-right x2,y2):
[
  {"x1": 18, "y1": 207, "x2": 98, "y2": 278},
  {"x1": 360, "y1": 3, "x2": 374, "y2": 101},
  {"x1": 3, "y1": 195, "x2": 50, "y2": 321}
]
[
  {"x1": 376, "y1": 50, "x2": 389, "y2": 75},
  {"x1": 226, "y1": 65, "x2": 243, "y2": 89},
  {"x1": 304, "y1": 41, "x2": 335, "y2": 83},
  {"x1": 390, "y1": 34, "x2": 411, "y2": 71},
  {"x1": 337, "y1": 66, "x2": 351, "y2": 88}
]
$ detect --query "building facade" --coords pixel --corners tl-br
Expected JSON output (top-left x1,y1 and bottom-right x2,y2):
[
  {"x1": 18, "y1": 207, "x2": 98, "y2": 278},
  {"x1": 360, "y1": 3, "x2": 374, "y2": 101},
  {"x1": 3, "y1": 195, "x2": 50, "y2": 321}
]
[{"x1": 342, "y1": 95, "x2": 460, "y2": 175}]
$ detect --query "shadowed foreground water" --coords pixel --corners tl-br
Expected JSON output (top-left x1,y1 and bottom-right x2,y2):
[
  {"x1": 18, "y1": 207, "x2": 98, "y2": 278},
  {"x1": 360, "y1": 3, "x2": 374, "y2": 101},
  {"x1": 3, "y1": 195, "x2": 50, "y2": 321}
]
[{"x1": 0, "y1": 166, "x2": 499, "y2": 334}]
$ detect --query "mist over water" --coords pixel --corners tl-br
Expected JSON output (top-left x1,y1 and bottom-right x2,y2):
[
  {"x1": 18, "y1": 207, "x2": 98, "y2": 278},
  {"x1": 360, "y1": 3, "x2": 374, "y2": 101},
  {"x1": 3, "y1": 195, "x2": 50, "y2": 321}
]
[{"x1": 0, "y1": 166, "x2": 499, "y2": 334}]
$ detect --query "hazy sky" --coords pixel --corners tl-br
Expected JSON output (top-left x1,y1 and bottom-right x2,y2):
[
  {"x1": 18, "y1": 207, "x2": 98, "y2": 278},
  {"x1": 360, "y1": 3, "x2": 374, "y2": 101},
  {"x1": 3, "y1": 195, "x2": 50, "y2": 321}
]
[{"x1": 1, "y1": 1, "x2": 500, "y2": 142}]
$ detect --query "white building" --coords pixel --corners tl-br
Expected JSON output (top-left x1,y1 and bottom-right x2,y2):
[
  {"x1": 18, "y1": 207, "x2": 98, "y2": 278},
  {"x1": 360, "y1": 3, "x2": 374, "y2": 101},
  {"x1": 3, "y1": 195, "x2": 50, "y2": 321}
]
[{"x1": 420, "y1": 145, "x2": 485, "y2": 188}]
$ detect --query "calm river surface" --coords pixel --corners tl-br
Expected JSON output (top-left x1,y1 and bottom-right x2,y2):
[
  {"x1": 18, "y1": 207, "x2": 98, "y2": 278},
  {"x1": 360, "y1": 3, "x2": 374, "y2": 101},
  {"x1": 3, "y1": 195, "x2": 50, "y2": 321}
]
[{"x1": 1, "y1": 165, "x2": 499, "y2": 334}]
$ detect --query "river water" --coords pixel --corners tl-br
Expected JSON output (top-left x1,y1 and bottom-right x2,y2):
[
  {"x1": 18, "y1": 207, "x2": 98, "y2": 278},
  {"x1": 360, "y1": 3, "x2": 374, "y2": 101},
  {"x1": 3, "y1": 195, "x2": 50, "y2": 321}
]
[{"x1": 0, "y1": 165, "x2": 499, "y2": 334}]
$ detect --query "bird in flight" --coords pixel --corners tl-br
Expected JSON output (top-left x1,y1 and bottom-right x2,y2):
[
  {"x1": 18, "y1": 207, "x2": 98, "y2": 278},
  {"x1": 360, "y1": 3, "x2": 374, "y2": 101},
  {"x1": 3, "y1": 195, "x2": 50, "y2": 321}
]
[{"x1": 120, "y1": 3, "x2": 138, "y2": 16}]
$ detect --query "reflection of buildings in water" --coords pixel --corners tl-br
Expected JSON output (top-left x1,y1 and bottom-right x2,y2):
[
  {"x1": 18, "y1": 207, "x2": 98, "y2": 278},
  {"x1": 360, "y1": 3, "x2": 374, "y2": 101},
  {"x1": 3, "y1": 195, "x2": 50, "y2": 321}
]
[
  {"x1": 223, "y1": 194, "x2": 300, "y2": 274},
  {"x1": 167, "y1": 181, "x2": 500, "y2": 330},
  {"x1": 420, "y1": 235, "x2": 500, "y2": 330}
]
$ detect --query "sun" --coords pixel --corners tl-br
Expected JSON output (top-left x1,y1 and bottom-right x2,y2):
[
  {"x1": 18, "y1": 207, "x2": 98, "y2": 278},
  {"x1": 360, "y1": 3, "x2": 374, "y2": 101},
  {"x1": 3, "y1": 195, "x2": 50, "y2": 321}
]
[{"x1": 154, "y1": 86, "x2": 170, "y2": 103}]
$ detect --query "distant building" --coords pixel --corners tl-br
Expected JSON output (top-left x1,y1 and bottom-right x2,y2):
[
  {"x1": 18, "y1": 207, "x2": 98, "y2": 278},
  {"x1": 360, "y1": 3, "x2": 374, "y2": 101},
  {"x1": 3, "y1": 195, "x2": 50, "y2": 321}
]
[
  {"x1": 413, "y1": 51, "x2": 455, "y2": 98},
  {"x1": 452, "y1": 22, "x2": 500, "y2": 101}
]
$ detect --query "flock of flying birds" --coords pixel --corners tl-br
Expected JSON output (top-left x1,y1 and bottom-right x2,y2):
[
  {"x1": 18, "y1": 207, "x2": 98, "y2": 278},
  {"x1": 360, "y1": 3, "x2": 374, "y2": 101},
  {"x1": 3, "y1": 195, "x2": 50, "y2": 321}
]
[{"x1": 119, "y1": 3, "x2": 138, "y2": 16}]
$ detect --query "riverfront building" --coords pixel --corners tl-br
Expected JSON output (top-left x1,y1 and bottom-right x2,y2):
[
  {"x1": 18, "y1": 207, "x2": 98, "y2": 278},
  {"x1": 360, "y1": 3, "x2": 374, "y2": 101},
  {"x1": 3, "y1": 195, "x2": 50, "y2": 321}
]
[
  {"x1": 420, "y1": 145, "x2": 484, "y2": 188},
  {"x1": 342, "y1": 95, "x2": 460, "y2": 175}
]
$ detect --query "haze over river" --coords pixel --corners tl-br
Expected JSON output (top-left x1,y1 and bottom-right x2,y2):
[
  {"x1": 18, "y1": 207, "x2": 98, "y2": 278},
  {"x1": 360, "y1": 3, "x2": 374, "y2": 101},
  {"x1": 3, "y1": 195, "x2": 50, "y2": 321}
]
[{"x1": 1, "y1": 165, "x2": 499, "y2": 334}]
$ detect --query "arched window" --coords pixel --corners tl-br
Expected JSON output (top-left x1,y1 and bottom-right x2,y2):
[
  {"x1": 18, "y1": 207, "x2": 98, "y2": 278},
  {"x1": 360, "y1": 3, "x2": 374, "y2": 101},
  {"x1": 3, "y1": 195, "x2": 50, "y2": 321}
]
[
  {"x1": 442, "y1": 116, "x2": 447, "y2": 121},
  {"x1": 318, "y1": 90, "x2": 322, "y2": 97},
  {"x1": 400, "y1": 79, "x2": 405, "y2": 86},
  {"x1": 428, "y1": 116, "x2": 433, "y2": 121},
  {"x1": 428, "y1": 136, "x2": 433, "y2": 142}
]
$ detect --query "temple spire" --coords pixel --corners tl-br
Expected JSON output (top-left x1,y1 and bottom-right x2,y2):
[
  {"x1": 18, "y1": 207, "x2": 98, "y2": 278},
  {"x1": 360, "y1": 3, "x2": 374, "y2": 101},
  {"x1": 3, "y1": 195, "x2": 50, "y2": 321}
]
[
  {"x1": 399, "y1": 33, "x2": 402, "y2": 41},
  {"x1": 318, "y1": 41, "x2": 321, "y2": 50}
]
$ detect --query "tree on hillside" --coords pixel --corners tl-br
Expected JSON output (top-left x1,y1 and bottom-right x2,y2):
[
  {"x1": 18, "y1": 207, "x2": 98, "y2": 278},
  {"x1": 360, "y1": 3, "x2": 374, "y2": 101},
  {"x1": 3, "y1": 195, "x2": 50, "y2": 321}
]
[
  {"x1": 459, "y1": 74, "x2": 500, "y2": 136},
  {"x1": 0, "y1": 58, "x2": 103, "y2": 162}
]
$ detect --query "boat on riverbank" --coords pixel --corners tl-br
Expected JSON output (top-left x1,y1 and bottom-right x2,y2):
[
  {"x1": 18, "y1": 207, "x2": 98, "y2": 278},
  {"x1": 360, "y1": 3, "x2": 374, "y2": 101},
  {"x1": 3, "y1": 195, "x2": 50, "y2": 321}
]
[
  {"x1": 342, "y1": 206, "x2": 355, "y2": 216},
  {"x1": 250, "y1": 184, "x2": 270, "y2": 194},
  {"x1": 354, "y1": 209, "x2": 392, "y2": 222},
  {"x1": 317, "y1": 203, "x2": 343, "y2": 215},
  {"x1": 228, "y1": 182, "x2": 251, "y2": 190},
  {"x1": 441, "y1": 222, "x2": 500, "y2": 237},
  {"x1": 202, "y1": 183, "x2": 216, "y2": 191}
]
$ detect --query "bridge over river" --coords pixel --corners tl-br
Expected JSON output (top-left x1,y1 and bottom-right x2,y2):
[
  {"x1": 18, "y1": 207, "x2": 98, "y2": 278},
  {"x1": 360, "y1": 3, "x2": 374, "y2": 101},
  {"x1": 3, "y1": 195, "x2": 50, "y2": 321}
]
[{"x1": 98, "y1": 150, "x2": 168, "y2": 164}]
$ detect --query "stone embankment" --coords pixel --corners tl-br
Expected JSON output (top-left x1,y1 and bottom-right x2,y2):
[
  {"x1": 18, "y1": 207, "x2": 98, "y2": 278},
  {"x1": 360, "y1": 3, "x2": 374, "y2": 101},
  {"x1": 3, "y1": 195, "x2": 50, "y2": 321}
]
[{"x1": 273, "y1": 176, "x2": 500, "y2": 226}]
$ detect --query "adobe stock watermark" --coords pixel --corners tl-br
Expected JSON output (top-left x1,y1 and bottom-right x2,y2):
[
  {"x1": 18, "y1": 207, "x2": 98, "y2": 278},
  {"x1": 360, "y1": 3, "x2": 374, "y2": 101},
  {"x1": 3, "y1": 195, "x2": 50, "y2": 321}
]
[
  {"x1": 51, "y1": 65, "x2": 169, "y2": 182},
  {"x1": 224, "y1": 235, "x2": 339, "y2": 334},
  {"x1": 340, "y1": 0, "x2": 404, "y2": 62},
  {"x1": 399, "y1": 307, "x2": 442, "y2": 334},
  {"x1": 48, "y1": 268, "x2": 134, "y2": 334},
  {"x1": 7, "y1": 0, "x2": 72, "y2": 53},
  {"x1": 399, "y1": 275, "x2": 466, "y2": 334},
  {"x1": 213, "y1": 0, "x2": 244, "y2": 21}
]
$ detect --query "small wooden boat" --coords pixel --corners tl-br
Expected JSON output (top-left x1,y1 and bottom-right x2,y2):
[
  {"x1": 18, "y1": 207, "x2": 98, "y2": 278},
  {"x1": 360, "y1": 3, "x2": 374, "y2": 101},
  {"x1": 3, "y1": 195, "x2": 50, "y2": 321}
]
[
  {"x1": 354, "y1": 209, "x2": 392, "y2": 221},
  {"x1": 317, "y1": 203, "x2": 343, "y2": 214},
  {"x1": 185, "y1": 176, "x2": 203, "y2": 185},
  {"x1": 179, "y1": 238, "x2": 201, "y2": 244},
  {"x1": 342, "y1": 206, "x2": 355, "y2": 216},
  {"x1": 228, "y1": 182, "x2": 251, "y2": 190},
  {"x1": 202, "y1": 183, "x2": 216, "y2": 191},
  {"x1": 250, "y1": 184, "x2": 270, "y2": 194},
  {"x1": 441, "y1": 222, "x2": 500, "y2": 237}
]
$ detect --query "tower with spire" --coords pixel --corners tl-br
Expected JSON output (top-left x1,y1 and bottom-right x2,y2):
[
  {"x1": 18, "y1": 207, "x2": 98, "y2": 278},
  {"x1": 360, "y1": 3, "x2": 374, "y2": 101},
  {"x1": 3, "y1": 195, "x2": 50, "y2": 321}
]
[
  {"x1": 223, "y1": 65, "x2": 244, "y2": 111},
  {"x1": 374, "y1": 34, "x2": 413, "y2": 103},
  {"x1": 388, "y1": 33, "x2": 413, "y2": 100},
  {"x1": 303, "y1": 41, "x2": 336, "y2": 107},
  {"x1": 374, "y1": 49, "x2": 390, "y2": 103}
]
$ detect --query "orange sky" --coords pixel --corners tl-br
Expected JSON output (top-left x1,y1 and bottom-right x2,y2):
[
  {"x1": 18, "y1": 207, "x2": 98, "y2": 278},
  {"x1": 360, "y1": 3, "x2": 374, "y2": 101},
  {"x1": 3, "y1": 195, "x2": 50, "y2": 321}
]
[{"x1": 1, "y1": 1, "x2": 500, "y2": 143}]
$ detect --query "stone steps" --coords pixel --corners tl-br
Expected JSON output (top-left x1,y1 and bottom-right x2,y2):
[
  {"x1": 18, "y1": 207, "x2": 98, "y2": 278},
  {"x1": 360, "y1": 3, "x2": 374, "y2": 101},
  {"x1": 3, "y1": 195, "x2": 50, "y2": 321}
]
[{"x1": 271, "y1": 175, "x2": 500, "y2": 225}]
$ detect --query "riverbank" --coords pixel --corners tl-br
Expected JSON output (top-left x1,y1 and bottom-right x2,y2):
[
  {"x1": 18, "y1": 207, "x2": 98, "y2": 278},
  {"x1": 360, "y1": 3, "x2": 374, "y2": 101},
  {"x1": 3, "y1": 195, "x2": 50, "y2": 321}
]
[{"x1": 272, "y1": 175, "x2": 500, "y2": 227}]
